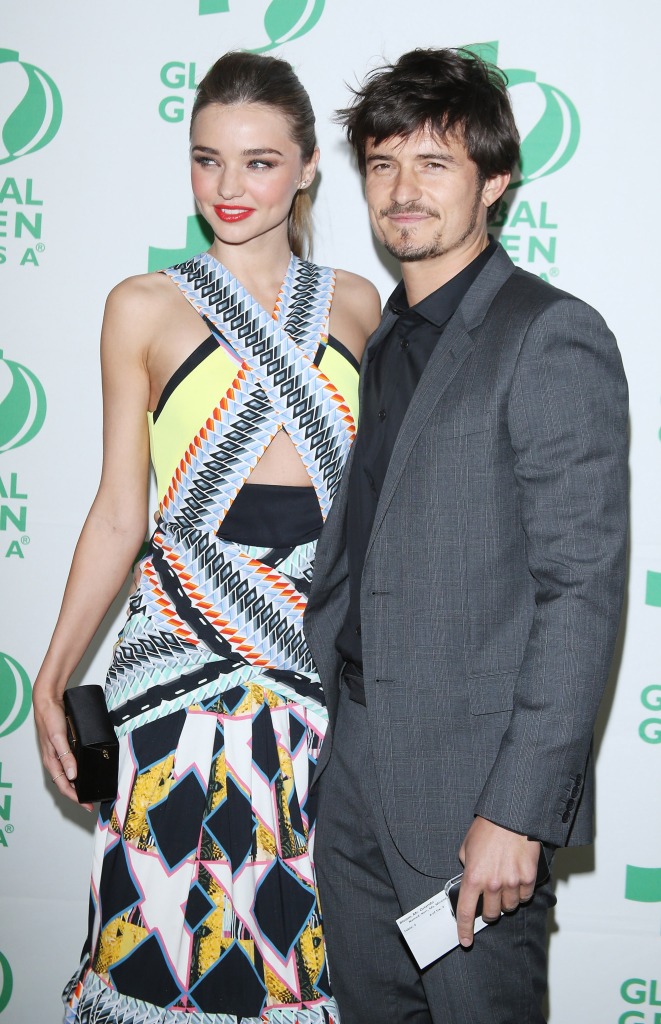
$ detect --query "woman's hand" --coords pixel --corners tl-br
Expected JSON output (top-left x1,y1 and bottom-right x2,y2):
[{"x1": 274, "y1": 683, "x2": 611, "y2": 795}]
[{"x1": 33, "y1": 688, "x2": 93, "y2": 812}]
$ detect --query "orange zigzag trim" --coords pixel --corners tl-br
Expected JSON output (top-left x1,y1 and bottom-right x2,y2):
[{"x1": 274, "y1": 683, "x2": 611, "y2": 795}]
[
  {"x1": 160, "y1": 368, "x2": 250, "y2": 510},
  {"x1": 142, "y1": 557, "x2": 198, "y2": 643}
]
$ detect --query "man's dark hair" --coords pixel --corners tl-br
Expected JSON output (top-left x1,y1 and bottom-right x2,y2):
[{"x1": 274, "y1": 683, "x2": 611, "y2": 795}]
[{"x1": 336, "y1": 48, "x2": 520, "y2": 221}]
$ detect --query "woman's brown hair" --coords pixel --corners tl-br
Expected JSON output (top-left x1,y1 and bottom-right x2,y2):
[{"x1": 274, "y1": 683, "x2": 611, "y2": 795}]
[{"x1": 192, "y1": 51, "x2": 316, "y2": 258}]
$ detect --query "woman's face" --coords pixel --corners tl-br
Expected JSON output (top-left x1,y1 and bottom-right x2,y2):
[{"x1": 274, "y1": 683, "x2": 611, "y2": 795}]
[{"x1": 190, "y1": 101, "x2": 318, "y2": 250}]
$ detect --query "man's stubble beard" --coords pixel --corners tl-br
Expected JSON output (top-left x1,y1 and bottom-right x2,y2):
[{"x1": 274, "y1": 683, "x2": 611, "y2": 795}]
[{"x1": 380, "y1": 189, "x2": 483, "y2": 264}]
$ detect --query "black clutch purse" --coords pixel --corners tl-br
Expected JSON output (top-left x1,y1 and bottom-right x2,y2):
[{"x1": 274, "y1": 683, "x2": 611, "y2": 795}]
[{"x1": 63, "y1": 685, "x2": 119, "y2": 803}]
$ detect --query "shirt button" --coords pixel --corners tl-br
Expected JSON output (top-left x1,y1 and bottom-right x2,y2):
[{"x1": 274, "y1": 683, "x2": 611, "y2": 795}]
[
  {"x1": 378, "y1": 409, "x2": 387, "y2": 421},
  {"x1": 400, "y1": 339, "x2": 409, "y2": 350},
  {"x1": 355, "y1": 625, "x2": 361, "y2": 636}
]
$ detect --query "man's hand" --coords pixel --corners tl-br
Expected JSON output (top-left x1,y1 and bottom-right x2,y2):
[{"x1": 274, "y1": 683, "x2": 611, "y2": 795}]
[{"x1": 456, "y1": 816, "x2": 540, "y2": 947}]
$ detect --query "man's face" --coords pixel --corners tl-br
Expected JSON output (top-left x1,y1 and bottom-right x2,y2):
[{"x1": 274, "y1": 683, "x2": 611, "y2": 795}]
[{"x1": 364, "y1": 126, "x2": 502, "y2": 264}]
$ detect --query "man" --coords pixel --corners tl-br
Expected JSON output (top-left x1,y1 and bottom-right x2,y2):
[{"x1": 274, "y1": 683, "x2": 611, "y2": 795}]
[{"x1": 304, "y1": 48, "x2": 628, "y2": 1023}]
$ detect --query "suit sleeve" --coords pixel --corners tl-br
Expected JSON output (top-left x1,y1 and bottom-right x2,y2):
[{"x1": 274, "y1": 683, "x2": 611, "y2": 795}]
[{"x1": 472, "y1": 295, "x2": 628, "y2": 847}]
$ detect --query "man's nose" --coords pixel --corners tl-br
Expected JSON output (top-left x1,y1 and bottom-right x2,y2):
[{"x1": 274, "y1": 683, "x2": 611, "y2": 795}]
[{"x1": 390, "y1": 166, "x2": 422, "y2": 206}]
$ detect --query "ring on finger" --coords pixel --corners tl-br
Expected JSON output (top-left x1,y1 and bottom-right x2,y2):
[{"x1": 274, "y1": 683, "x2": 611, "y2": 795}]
[
  {"x1": 56, "y1": 749, "x2": 72, "y2": 760},
  {"x1": 51, "y1": 771, "x2": 66, "y2": 784}
]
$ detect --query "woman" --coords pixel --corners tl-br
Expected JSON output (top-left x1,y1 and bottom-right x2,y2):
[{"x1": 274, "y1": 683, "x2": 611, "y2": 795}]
[{"x1": 33, "y1": 51, "x2": 380, "y2": 1023}]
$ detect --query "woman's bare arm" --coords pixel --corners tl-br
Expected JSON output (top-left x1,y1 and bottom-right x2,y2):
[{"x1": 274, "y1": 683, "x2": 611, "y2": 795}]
[{"x1": 32, "y1": 279, "x2": 154, "y2": 806}]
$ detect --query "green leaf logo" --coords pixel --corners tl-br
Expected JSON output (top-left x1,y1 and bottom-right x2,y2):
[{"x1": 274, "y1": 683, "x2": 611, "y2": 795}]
[
  {"x1": 196, "y1": 0, "x2": 325, "y2": 50},
  {"x1": 0, "y1": 350, "x2": 47, "y2": 454},
  {"x1": 252, "y1": 0, "x2": 325, "y2": 53},
  {"x1": 506, "y1": 70, "x2": 580, "y2": 188},
  {"x1": 147, "y1": 214, "x2": 214, "y2": 271},
  {"x1": 0, "y1": 953, "x2": 13, "y2": 1014},
  {"x1": 0, "y1": 49, "x2": 62, "y2": 164},
  {"x1": 464, "y1": 42, "x2": 580, "y2": 188},
  {"x1": 0, "y1": 653, "x2": 32, "y2": 738}
]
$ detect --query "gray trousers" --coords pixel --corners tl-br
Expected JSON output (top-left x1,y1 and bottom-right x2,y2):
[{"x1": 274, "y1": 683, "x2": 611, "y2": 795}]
[{"x1": 314, "y1": 685, "x2": 555, "y2": 1024}]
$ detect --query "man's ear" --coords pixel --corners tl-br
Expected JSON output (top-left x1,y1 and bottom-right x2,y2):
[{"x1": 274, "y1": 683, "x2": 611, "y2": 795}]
[{"x1": 481, "y1": 172, "x2": 510, "y2": 209}]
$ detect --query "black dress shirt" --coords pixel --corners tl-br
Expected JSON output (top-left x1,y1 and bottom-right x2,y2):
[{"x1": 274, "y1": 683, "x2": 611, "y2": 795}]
[{"x1": 336, "y1": 240, "x2": 497, "y2": 703}]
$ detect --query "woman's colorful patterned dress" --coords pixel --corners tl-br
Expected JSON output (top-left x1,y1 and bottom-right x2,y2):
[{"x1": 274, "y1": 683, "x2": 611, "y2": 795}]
[{"x1": 64, "y1": 253, "x2": 359, "y2": 1023}]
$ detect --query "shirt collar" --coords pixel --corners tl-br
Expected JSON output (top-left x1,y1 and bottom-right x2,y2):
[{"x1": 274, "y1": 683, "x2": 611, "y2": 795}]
[{"x1": 386, "y1": 237, "x2": 498, "y2": 327}]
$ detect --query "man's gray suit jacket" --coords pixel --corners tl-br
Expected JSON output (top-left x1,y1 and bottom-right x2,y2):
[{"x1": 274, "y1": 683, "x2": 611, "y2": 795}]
[{"x1": 304, "y1": 243, "x2": 629, "y2": 878}]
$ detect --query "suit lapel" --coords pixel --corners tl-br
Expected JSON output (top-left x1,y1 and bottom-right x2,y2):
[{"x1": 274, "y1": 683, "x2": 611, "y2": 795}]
[
  {"x1": 364, "y1": 317, "x2": 473, "y2": 560},
  {"x1": 364, "y1": 244, "x2": 516, "y2": 562}
]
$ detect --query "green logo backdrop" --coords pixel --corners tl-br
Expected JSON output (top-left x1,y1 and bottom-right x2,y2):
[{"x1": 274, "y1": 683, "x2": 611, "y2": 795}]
[
  {"x1": 148, "y1": 215, "x2": 213, "y2": 271},
  {"x1": 625, "y1": 866, "x2": 661, "y2": 903},
  {"x1": 0, "y1": 953, "x2": 13, "y2": 1014},
  {"x1": 0, "y1": 652, "x2": 32, "y2": 738},
  {"x1": 0, "y1": 49, "x2": 62, "y2": 165},
  {"x1": 0, "y1": 350, "x2": 47, "y2": 453},
  {"x1": 467, "y1": 42, "x2": 580, "y2": 188},
  {"x1": 197, "y1": 0, "x2": 325, "y2": 52}
]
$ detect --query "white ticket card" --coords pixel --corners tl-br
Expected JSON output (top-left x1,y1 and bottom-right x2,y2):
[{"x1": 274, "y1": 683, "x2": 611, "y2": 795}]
[{"x1": 396, "y1": 888, "x2": 490, "y2": 969}]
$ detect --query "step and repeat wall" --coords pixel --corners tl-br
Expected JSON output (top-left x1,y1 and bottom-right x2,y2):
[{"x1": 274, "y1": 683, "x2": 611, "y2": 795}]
[{"x1": 1, "y1": 1, "x2": 659, "y2": 1021}]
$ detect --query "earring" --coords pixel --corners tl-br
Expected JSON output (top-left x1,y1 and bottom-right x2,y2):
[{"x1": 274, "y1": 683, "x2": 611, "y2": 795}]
[{"x1": 299, "y1": 179, "x2": 309, "y2": 189}]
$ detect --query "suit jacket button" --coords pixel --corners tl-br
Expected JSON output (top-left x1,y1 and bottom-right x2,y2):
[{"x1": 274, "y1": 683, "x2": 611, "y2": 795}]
[
  {"x1": 575, "y1": 774, "x2": 583, "y2": 785},
  {"x1": 571, "y1": 785, "x2": 580, "y2": 798},
  {"x1": 562, "y1": 811, "x2": 571, "y2": 823},
  {"x1": 566, "y1": 798, "x2": 575, "y2": 811}
]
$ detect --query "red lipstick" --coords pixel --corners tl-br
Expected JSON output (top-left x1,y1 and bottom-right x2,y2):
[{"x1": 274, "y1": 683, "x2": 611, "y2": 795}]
[{"x1": 214, "y1": 205, "x2": 255, "y2": 222}]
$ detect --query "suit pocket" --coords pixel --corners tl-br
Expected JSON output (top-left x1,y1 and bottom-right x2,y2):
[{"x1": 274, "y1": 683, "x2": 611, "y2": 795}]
[
  {"x1": 467, "y1": 671, "x2": 517, "y2": 714},
  {"x1": 432, "y1": 413, "x2": 490, "y2": 439}
]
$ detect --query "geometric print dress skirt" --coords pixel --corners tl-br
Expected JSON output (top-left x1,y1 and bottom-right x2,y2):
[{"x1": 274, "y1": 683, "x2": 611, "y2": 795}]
[
  {"x1": 63, "y1": 252, "x2": 359, "y2": 1022},
  {"x1": 63, "y1": 669, "x2": 335, "y2": 1023}
]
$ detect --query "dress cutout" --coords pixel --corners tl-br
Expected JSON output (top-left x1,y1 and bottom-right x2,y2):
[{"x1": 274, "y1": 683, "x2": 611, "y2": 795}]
[{"x1": 64, "y1": 253, "x2": 358, "y2": 1024}]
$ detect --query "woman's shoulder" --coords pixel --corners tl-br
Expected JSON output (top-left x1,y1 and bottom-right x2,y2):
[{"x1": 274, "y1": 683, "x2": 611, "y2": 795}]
[
  {"x1": 103, "y1": 270, "x2": 185, "y2": 337},
  {"x1": 332, "y1": 269, "x2": 382, "y2": 342},
  {"x1": 333, "y1": 268, "x2": 380, "y2": 306},
  {"x1": 106, "y1": 270, "x2": 174, "y2": 313},
  {"x1": 325, "y1": 269, "x2": 382, "y2": 363}
]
